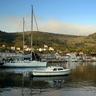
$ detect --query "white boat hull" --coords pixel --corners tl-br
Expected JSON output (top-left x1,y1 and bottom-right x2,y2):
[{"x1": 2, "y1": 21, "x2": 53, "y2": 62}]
[
  {"x1": 32, "y1": 69, "x2": 70, "y2": 76},
  {"x1": 1, "y1": 61, "x2": 47, "y2": 68}
]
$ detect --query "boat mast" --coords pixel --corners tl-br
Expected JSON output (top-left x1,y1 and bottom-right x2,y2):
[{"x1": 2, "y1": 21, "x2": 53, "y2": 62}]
[
  {"x1": 31, "y1": 5, "x2": 33, "y2": 55},
  {"x1": 23, "y1": 17, "x2": 25, "y2": 54}
]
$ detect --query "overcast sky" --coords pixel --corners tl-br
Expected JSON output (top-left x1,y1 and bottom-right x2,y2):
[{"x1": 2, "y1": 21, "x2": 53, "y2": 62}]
[{"x1": 0, "y1": 0, "x2": 96, "y2": 36}]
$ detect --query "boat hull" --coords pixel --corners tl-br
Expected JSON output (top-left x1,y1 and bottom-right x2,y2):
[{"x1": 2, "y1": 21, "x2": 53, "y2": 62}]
[
  {"x1": 32, "y1": 69, "x2": 70, "y2": 76},
  {"x1": 0, "y1": 61, "x2": 47, "y2": 68}
]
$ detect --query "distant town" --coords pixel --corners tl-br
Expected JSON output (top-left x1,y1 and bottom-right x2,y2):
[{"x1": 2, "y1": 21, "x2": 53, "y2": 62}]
[{"x1": 0, "y1": 30, "x2": 96, "y2": 63}]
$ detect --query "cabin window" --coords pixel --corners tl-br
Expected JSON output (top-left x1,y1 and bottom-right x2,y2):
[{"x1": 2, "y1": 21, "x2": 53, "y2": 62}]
[
  {"x1": 53, "y1": 68, "x2": 57, "y2": 71},
  {"x1": 58, "y1": 68, "x2": 63, "y2": 70}
]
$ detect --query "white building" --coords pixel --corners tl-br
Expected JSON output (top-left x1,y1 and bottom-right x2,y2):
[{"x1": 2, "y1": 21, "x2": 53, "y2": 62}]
[{"x1": 64, "y1": 53, "x2": 78, "y2": 62}]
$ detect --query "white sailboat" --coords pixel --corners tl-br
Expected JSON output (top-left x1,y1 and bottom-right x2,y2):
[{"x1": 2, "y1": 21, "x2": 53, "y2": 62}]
[{"x1": 1, "y1": 6, "x2": 47, "y2": 68}]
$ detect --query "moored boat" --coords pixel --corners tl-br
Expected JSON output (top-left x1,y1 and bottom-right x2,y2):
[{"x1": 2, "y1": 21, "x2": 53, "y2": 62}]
[
  {"x1": 32, "y1": 66, "x2": 71, "y2": 76},
  {"x1": 0, "y1": 6, "x2": 47, "y2": 68},
  {"x1": 0, "y1": 53, "x2": 47, "y2": 68},
  {"x1": 0, "y1": 60, "x2": 47, "y2": 68}
]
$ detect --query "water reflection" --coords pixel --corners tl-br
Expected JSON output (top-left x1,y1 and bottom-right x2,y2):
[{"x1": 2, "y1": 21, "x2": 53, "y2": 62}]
[
  {"x1": 70, "y1": 62, "x2": 96, "y2": 86},
  {"x1": 0, "y1": 71, "x2": 69, "y2": 88},
  {"x1": 32, "y1": 76, "x2": 69, "y2": 89},
  {"x1": 0, "y1": 71, "x2": 69, "y2": 96},
  {"x1": 0, "y1": 62, "x2": 96, "y2": 96}
]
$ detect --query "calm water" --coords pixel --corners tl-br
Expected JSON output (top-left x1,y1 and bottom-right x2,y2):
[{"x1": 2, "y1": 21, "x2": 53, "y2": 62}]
[{"x1": 0, "y1": 62, "x2": 96, "y2": 96}]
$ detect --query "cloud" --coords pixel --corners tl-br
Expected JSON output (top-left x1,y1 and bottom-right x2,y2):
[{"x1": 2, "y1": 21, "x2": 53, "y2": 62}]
[
  {"x1": 0, "y1": 16, "x2": 23, "y2": 32},
  {"x1": 38, "y1": 20, "x2": 96, "y2": 36},
  {"x1": 0, "y1": 16, "x2": 96, "y2": 36}
]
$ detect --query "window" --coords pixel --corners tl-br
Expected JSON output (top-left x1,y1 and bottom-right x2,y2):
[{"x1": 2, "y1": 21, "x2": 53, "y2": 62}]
[
  {"x1": 53, "y1": 68, "x2": 57, "y2": 71},
  {"x1": 58, "y1": 68, "x2": 63, "y2": 70}
]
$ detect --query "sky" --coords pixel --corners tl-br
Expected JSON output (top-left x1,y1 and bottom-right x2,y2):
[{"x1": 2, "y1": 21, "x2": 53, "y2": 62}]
[{"x1": 0, "y1": 0, "x2": 96, "y2": 36}]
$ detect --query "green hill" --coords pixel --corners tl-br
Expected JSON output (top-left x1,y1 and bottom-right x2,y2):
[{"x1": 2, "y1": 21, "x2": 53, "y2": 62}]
[{"x1": 0, "y1": 30, "x2": 96, "y2": 54}]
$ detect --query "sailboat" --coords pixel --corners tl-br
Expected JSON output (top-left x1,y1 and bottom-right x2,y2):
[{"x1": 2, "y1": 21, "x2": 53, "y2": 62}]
[{"x1": 0, "y1": 6, "x2": 47, "y2": 68}]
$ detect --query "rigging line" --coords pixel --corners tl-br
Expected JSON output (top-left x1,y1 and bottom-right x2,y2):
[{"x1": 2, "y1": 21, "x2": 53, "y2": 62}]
[{"x1": 33, "y1": 11, "x2": 39, "y2": 31}]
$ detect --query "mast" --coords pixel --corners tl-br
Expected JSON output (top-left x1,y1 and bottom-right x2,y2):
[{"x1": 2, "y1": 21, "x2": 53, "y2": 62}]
[
  {"x1": 23, "y1": 17, "x2": 25, "y2": 54},
  {"x1": 31, "y1": 5, "x2": 33, "y2": 54}
]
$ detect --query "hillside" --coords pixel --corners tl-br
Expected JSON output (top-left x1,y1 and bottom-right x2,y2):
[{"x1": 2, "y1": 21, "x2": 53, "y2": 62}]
[
  {"x1": 0, "y1": 30, "x2": 17, "y2": 45},
  {"x1": 0, "y1": 30, "x2": 96, "y2": 54}
]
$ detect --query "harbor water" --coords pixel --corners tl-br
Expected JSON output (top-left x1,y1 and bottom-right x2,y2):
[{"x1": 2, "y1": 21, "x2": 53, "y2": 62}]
[{"x1": 0, "y1": 62, "x2": 96, "y2": 96}]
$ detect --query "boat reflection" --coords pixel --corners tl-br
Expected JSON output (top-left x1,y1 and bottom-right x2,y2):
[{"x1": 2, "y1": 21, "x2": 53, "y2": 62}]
[
  {"x1": 0, "y1": 71, "x2": 70, "y2": 96},
  {"x1": 31, "y1": 75, "x2": 69, "y2": 89},
  {"x1": 32, "y1": 76, "x2": 68, "y2": 81}
]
